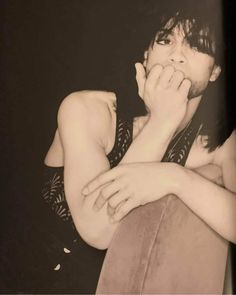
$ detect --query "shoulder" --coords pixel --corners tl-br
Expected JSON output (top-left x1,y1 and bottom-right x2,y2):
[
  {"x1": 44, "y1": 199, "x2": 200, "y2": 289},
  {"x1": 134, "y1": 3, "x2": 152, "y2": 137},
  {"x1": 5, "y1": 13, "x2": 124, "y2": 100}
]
[
  {"x1": 213, "y1": 130, "x2": 236, "y2": 166},
  {"x1": 213, "y1": 130, "x2": 236, "y2": 192},
  {"x1": 57, "y1": 90, "x2": 117, "y2": 148},
  {"x1": 58, "y1": 90, "x2": 116, "y2": 121}
]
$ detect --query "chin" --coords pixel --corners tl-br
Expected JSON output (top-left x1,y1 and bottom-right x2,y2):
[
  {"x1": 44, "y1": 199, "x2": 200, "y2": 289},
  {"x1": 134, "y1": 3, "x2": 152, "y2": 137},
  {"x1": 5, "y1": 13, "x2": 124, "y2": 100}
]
[{"x1": 187, "y1": 84, "x2": 207, "y2": 100}]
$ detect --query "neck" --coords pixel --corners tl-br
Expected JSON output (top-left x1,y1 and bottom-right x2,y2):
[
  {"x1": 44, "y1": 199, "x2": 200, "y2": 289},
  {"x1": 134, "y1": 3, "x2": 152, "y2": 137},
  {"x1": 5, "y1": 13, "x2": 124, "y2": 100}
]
[{"x1": 176, "y1": 95, "x2": 202, "y2": 134}]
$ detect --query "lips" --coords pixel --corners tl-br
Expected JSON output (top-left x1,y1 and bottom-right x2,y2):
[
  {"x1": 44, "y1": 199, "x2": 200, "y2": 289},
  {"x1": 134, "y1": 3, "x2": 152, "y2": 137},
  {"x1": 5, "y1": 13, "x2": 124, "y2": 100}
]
[{"x1": 167, "y1": 64, "x2": 186, "y2": 77}]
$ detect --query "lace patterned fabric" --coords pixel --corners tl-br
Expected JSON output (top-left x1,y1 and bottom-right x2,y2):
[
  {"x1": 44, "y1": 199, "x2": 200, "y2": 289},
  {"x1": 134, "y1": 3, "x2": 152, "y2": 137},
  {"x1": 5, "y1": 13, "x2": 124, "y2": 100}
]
[
  {"x1": 42, "y1": 167, "x2": 71, "y2": 221},
  {"x1": 162, "y1": 122, "x2": 200, "y2": 165}
]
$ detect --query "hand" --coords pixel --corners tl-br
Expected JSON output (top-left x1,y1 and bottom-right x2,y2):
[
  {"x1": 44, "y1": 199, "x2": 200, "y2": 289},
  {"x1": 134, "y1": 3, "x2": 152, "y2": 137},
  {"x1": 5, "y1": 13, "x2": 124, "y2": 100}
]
[
  {"x1": 82, "y1": 163, "x2": 179, "y2": 222},
  {"x1": 135, "y1": 62, "x2": 191, "y2": 130},
  {"x1": 193, "y1": 164, "x2": 224, "y2": 186}
]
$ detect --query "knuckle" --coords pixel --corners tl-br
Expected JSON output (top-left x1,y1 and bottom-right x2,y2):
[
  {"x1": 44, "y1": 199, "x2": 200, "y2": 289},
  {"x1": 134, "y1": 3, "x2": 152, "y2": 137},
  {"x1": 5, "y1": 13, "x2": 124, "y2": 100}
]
[
  {"x1": 184, "y1": 78, "x2": 191, "y2": 84},
  {"x1": 109, "y1": 199, "x2": 117, "y2": 208},
  {"x1": 118, "y1": 209, "x2": 125, "y2": 216},
  {"x1": 164, "y1": 65, "x2": 174, "y2": 73},
  {"x1": 102, "y1": 189, "x2": 108, "y2": 199},
  {"x1": 97, "y1": 175, "x2": 103, "y2": 185},
  {"x1": 155, "y1": 64, "x2": 163, "y2": 72},
  {"x1": 85, "y1": 184, "x2": 91, "y2": 193},
  {"x1": 184, "y1": 79, "x2": 192, "y2": 87},
  {"x1": 99, "y1": 190, "x2": 106, "y2": 200},
  {"x1": 175, "y1": 70, "x2": 184, "y2": 79}
]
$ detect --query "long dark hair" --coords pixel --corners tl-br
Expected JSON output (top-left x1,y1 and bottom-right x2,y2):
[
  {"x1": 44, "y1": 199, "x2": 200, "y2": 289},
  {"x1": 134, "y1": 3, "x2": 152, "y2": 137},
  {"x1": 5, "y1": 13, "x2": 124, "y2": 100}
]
[{"x1": 110, "y1": 0, "x2": 235, "y2": 151}]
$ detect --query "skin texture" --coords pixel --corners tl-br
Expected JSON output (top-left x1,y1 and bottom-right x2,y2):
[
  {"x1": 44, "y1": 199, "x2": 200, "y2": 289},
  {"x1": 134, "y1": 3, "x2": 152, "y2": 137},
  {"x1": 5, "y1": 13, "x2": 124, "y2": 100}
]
[
  {"x1": 82, "y1": 24, "x2": 223, "y2": 222},
  {"x1": 144, "y1": 25, "x2": 221, "y2": 98},
  {"x1": 45, "y1": 23, "x2": 236, "y2": 249}
]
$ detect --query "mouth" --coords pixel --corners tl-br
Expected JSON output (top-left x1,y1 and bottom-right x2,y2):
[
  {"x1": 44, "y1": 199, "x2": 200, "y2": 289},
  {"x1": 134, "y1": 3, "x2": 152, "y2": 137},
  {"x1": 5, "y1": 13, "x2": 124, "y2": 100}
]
[{"x1": 146, "y1": 63, "x2": 189, "y2": 81}]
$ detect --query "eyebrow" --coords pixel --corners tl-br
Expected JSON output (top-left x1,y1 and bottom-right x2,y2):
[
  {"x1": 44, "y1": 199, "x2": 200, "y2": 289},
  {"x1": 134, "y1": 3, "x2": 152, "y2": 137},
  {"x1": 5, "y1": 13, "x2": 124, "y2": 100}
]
[
  {"x1": 155, "y1": 29, "x2": 175, "y2": 40},
  {"x1": 157, "y1": 29, "x2": 174, "y2": 36}
]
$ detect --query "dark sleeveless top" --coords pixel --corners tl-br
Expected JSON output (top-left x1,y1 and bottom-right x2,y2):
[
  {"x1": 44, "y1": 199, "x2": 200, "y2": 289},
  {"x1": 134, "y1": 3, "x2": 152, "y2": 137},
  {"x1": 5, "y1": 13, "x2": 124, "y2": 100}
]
[
  {"x1": 40, "y1": 115, "x2": 133, "y2": 293},
  {"x1": 41, "y1": 111, "x2": 199, "y2": 293}
]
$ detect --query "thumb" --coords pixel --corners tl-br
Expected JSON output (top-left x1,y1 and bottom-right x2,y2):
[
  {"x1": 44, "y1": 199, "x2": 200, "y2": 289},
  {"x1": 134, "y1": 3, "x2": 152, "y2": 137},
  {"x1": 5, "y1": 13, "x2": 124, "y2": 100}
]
[{"x1": 135, "y1": 62, "x2": 146, "y2": 100}]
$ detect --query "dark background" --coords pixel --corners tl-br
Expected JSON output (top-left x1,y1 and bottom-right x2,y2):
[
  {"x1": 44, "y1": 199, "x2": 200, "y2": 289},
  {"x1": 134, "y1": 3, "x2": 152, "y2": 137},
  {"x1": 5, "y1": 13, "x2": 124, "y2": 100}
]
[
  {"x1": 0, "y1": 0, "x2": 144, "y2": 241},
  {"x1": 0, "y1": 0, "x2": 235, "y2": 292}
]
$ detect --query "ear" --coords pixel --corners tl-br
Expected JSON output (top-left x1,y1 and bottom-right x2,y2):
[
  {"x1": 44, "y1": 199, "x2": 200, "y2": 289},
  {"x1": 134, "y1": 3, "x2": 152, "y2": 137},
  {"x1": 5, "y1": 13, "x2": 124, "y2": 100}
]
[
  {"x1": 143, "y1": 50, "x2": 148, "y2": 67},
  {"x1": 209, "y1": 65, "x2": 221, "y2": 82}
]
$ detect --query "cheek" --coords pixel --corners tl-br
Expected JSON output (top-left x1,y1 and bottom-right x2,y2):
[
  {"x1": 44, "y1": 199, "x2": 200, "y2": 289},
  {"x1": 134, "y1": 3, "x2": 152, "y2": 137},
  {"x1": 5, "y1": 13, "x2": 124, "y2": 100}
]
[
  {"x1": 146, "y1": 51, "x2": 167, "y2": 73},
  {"x1": 188, "y1": 60, "x2": 214, "y2": 84},
  {"x1": 191, "y1": 56, "x2": 215, "y2": 78}
]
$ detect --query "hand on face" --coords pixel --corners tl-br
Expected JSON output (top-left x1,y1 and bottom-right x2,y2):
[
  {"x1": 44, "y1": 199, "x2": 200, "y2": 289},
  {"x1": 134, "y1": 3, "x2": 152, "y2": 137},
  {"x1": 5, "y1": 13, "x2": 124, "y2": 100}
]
[
  {"x1": 135, "y1": 62, "x2": 191, "y2": 130},
  {"x1": 82, "y1": 163, "x2": 177, "y2": 222}
]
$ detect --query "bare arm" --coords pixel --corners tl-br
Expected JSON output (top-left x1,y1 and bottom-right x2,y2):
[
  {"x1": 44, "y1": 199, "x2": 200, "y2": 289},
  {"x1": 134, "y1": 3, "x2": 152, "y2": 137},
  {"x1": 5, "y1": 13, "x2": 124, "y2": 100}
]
[
  {"x1": 58, "y1": 92, "x2": 119, "y2": 249},
  {"x1": 58, "y1": 89, "x2": 179, "y2": 250},
  {"x1": 58, "y1": 64, "x2": 191, "y2": 249},
  {"x1": 83, "y1": 132, "x2": 236, "y2": 244},
  {"x1": 175, "y1": 131, "x2": 236, "y2": 243},
  {"x1": 176, "y1": 162, "x2": 236, "y2": 243},
  {"x1": 119, "y1": 64, "x2": 191, "y2": 163}
]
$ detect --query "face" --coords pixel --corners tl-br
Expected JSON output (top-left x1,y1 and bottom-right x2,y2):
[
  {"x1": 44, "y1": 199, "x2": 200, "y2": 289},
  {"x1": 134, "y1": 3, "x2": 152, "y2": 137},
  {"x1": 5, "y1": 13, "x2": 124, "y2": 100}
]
[{"x1": 144, "y1": 23, "x2": 221, "y2": 99}]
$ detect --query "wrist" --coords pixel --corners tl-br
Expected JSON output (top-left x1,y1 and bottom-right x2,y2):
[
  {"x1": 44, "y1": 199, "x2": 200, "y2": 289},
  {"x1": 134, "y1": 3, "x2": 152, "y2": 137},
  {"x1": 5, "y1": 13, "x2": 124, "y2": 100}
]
[
  {"x1": 168, "y1": 163, "x2": 186, "y2": 196},
  {"x1": 148, "y1": 115, "x2": 176, "y2": 140}
]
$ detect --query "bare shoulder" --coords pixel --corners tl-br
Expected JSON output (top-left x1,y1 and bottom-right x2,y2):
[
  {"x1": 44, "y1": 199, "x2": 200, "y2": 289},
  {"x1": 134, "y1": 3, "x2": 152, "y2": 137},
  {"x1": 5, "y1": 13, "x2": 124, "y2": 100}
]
[
  {"x1": 58, "y1": 90, "x2": 116, "y2": 120},
  {"x1": 213, "y1": 130, "x2": 236, "y2": 166},
  {"x1": 57, "y1": 90, "x2": 117, "y2": 148}
]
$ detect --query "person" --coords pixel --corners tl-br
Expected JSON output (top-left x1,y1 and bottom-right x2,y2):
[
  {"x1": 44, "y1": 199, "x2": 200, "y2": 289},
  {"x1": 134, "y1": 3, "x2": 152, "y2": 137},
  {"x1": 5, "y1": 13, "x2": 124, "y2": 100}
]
[{"x1": 42, "y1": 0, "x2": 236, "y2": 293}]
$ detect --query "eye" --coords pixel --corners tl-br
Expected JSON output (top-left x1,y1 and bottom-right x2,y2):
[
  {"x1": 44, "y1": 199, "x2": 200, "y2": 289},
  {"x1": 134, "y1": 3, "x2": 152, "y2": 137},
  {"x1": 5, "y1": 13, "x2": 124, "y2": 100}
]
[{"x1": 156, "y1": 38, "x2": 172, "y2": 45}]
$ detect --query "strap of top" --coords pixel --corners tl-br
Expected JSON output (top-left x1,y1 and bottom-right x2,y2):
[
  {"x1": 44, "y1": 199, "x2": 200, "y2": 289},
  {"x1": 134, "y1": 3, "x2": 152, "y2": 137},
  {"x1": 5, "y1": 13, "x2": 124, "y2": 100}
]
[
  {"x1": 41, "y1": 110, "x2": 200, "y2": 231},
  {"x1": 106, "y1": 111, "x2": 200, "y2": 168},
  {"x1": 106, "y1": 113, "x2": 133, "y2": 168},
  {"x1": 161, "y1": 96, "x2": 203, "y2": 165},
  {"x1": 162, "y1": 120, "x2": 200, "y2": 166}
]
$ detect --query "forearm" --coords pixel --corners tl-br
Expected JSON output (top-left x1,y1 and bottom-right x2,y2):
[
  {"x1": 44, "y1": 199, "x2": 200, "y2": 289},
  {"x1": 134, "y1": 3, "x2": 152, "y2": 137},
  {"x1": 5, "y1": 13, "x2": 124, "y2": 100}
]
[
  {"x1": 174, "y1": 165, "x2": 236, "y2": 243},
  {"x1": 75, "y1": 195, "x2": 119, "y2": 249},
  {"x1": 120, "y1": 115, "x2": 175, "y2": 164}
]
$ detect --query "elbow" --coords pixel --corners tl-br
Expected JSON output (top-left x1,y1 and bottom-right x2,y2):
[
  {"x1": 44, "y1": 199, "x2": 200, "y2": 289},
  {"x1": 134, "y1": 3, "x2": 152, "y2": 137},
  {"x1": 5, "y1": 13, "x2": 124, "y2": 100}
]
[
  {"x1": 86, "y1": 237, "x2": 110, "y2": 250},
  {"x1": 74, "y1": 221, "x2": 111, "y2": 250},
  {"x1": 80, "y1": 230, "x2": 110, "y2": 250}
]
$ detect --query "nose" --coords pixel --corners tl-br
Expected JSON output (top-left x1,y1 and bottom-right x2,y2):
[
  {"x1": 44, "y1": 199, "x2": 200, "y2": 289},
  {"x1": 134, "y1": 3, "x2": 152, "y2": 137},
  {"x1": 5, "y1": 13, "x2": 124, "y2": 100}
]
[{"x1": 168, "y1": 44, "x2": 186, "y2": 64}]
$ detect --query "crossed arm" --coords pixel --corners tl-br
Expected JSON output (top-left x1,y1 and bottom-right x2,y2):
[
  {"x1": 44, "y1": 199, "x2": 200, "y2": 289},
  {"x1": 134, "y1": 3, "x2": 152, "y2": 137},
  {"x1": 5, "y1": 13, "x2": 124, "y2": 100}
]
[
  {"x1": 58, "y1": 93, "x2": 236, "y2": 249},
  {"x1": 58, "y1": 65, "x2": 236, "y2": 249}
]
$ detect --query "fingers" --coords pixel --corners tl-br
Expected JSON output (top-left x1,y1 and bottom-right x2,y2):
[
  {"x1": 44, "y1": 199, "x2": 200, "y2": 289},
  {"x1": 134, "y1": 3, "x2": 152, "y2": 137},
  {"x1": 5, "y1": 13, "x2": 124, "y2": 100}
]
[
  {"x1": 108, "y1": 190, "x2": 130, "y2": 209},
  {"x1": 107, "y1": 203, "x2": 116, "y2": 217},
  {"x1": 82, "y1": 167, "x2": 120, "y2": 195},
  {"x1": 146, "y1": 64, "x2": 163, "y2": 87},
  {"x1": 110, "y1": 199, "x2": 137, "y2": 223},
  {"x1": 135, "y1": 62, "x2": 146, "y2": 99},
  {"x1": 179, "y1": 78, "x2": 191, "y2": 97},
  {"x1": 158, "y1": 65, "x2": 175, "y2": 88},
  {"x1": 93, "y1": 181, "x2": 121, "y2": 210},
  {"x1": 170, "y1": 70, "x2": 184, "y2": 89},
  {"x1": 146, "y1": 64, "x2": 186, "y2": 91}
]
